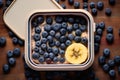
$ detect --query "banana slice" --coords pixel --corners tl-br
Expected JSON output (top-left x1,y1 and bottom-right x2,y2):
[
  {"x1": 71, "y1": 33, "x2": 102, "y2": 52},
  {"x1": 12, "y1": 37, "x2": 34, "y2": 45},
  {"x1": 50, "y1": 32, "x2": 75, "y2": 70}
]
[{"x1": 65, "y1": 43, "x2": 88, "y2": 64}]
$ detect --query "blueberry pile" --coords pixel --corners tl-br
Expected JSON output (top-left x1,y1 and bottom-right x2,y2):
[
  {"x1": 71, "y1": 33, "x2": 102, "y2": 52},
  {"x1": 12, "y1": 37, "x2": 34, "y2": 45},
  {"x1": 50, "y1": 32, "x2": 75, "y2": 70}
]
[
  {"x1": 98, "y1": 48, "x2": 120, "y2": 78},
  {"x1": 31, "y1": 15, "x2": 88, "y2": 64},
  {"x1": 2, "y1": 48, "x2": 21, "y2": 74},
  {"x1": 55, "y1": 0, "x2": 114, "y2": 17}
]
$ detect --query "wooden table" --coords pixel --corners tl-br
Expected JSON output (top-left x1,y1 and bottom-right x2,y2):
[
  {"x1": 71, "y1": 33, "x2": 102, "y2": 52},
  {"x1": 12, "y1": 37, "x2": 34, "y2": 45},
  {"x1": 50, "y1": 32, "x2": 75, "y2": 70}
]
[{"x1": 0, "y1": 0, "x2": 120, "y2": 80}]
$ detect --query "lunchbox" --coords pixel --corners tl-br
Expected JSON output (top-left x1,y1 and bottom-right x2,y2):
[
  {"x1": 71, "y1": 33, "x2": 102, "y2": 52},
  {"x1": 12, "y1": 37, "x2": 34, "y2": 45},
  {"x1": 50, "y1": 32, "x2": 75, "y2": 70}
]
[{"x1": 25, "y1": 9, "x2": 95, "y2": 71}]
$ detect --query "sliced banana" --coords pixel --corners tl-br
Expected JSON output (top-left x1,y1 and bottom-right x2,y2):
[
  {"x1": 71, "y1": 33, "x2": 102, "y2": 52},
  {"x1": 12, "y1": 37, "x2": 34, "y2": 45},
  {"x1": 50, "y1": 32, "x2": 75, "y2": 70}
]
[{"x1": 65, "y1": 43, "x2": 88, "y2": 64}]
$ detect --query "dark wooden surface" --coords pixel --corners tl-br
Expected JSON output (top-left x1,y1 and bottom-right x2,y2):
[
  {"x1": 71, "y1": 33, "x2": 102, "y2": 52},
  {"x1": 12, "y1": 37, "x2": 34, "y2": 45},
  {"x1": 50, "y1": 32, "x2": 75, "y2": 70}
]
[{"x1": 0, "y1": 0, "x2": 120, "y2": 80}]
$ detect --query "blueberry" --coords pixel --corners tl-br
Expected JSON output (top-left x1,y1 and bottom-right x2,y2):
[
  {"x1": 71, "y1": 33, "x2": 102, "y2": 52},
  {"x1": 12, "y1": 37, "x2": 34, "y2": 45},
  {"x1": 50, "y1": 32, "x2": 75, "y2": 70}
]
[
  {"x1": 102, "y1": 64, "x2": 110, "y2": 72},
  {"x1": 75, "y1": 29, "x2": 82, "y2": 36},
  {"x1": 114, "y1": 56, "x2": 120, "y2": 65},
  {"x1": 59, "y1": 50, "x2": 65, "y2": 55},
  {"x1": 105, "y1": 8, "x2": 112, "y2": 16},
  {"x1": 107, "y1": 26, "x2": 113, "y2": 33},
  {"x1": 61, "y1": 22, "x2": 68, "y2": 29},
  {"x1": 96, "y1": 28, "x2": 103, "y2": 36},
  {"x1": 97, "y1": 1, "x2": 104, "y2": 10},
  {"x1": 41, "y1": 38, "x2": 47, "y2": 43},
  {"x1": 98, "y1": 56, "x2": 106, "y2": 65},
  {"x1": 65, "y1": 40, "x2": 71, "y2": 46},
  {"x1": 67, "y1": 34, "x2": 74, "y2": 41},
  {"x1": 8, "y1": 31, "x2": 15, "y2": 38},
  {"x1": 55, "y1": 33, "x2": 61, "y2": 40},
  {"x1": 25, "y1": 70, "x2": 32, "y2": 78},
  {"x1": 49, "y1": 53, "x2": 55, "y2": 59},
  {"x1": 34, "y1": 47, "x2": 39, "y2": 52},
  {"x1": 7, "y1": 50, "x2": 14, "y2": 58},
  {"x1": 103, "y1": 48, "x2": 110, "y2": 57},
  {"x1": 96, "y1": 23, "x2": 100, "y2": 30},
  {"x1": 83, "y1": 0, "x2": 88, "y2": 2},
  {"x1": 35, "y1": 41, "x2": 41, "y2": 47},
  {"x1": 3, "y1": 64, "x2": 10, "y2": 74},
  {"x1": 67, "y1": 26, "x2": 73, "y2": 33},
  {"x1": 35, "y1": 27, "x2": 41, "y2": 34},
  {"x1": 36, "y1": 16, "x2": 44, "y2": 24},
  {"x1": 39, "y1": 49, "x2": 45, "y2": 55},
  {"x1": 81, "y1": 37, "x2": 88, "y2": 45},
  {"x1": 44, "y1": 25, "x2": 51, "y2": 32},
  {"x1": 94, "y1": 43, "x2": 100, "y2": 53},
  {"x1": 61, "y1": 4, "x2": 66, "y2": 9},
  {"x1": 109, "y1": 0, "x2": 116, "y2": 5},
  {"x1": 53, "y1": 57, "x2": 58, "y2": 63},
  {"x1": 60, "y1": 36, "x2": 67, "y2": 43},
  {"x1": 47, "y1": 36, "x2": 53, "y2": 43},
  {"x1": 41, "y1": 44, "x2": 47, "y2": 50},
  {"x1": 60, "y1": 43, "x2": 66, "y2": 50},
  {"x1": 44, "y1": 52, "x2": 49, "y2": 58},
  {"x1": 59, "y1": 57, "x2": 65, "y2": 63},
  {"x1": 52, "y1": 23, "x2": 61, "y2": 31},
  {"x1": 55, "y1": 41, "x2": 60, "y2": 47},
  {"x1": 55, "y1": 0, "x2": 60, "y2": 3},
  {"x1": 33, "y1": 34, "x2": 40, "y2": 41},
  {"x1": 79, "y1": 17, "x2": 87, "y2": 25},
  {"x1": 46, "y1": 16, "x2": 53, "y2": 25},
  {"x1": 8, "y1": 58, "x2": 16, "y2": 66},
  {"x1": 49, "y1": 30, "x2": 55, "y2": 37},
  {"x1": 18, "y1": 39, "x2": 24, "y2": 46},
  {"x1": 0, "y1": 37, "x2": 6, "y2": 47},
  {"x1": 42, "y1": 31, "x2": 48, "y2": 38},
  {"x1": 38, "y1": 56, "x2": 44, "y2": 63},
  {"x1": 108, "y1": 60, "x2": 115, "y2": 68},
  {"x1": 52, "y1": 48, "x2": 59, "y2": 55},
  {"x1": 73, "y1": 23, "x2": 79, "y2": 30},
  {"x1": 6, "y1": 0, "x2": 12, "y2": 7},
  {"x1": 32, "y1": 53, "x2": 40, "y2": 59},
  {"x1": 99, "y1": 22, "x2": 105, "y2": 30},
  {"x1": 0, "y1": 0, "x2": 3, "y2": 7},
  {"x1": 47, "y1": 47, "x2": 52, "y2": 53},
  {"x1": 55, "y1": 15, "x2": 63, "y2": 23},
  {"x1": 94, "y1": 35, "x2": 101, "y2": 43},
  {"x1": 118, "y1": 66, "x2": 120, "y2": 74},
  {"x1": 83, "y1": 2, "x2": 88, "y2": 9},
  {"x1": 106, "y1": 33, "x2": 114, "y2": 44},
  {"x1": 68, "y1": 17, "x2": 74, "y2": 24},
  {"x1": 13, "y1": 48, "x2": 21, "y2": 57},
  {"x1": 74, "y1": 36, "x2": 81, "y2": 43},
  {"x1": 91, "y1": 8, "x2": 97, "y2": 16},
  {"x1": 90, "y1": 2, "x2": 95, "y2": 9},
  {"x1": 74, "y1": 2, "x2": 80, "y2": 9},
  {"x1": 80, "y1": 25, "x2": 87, "y2": 32},
  {"x1": 46, "y1": 58, "x2": 52, "y2": 64},
  {"x1": 68, "y1": 0, "x2": 74, "y2": 5},
  {"x1": 60, "y1": 28, "x2": 67, "y2": 35},
  {"x1": 32, "y1": 21, "x2": 38, "y2": 27},
  {"x1": 12, "y1": 37, "x2": 18, "y2": 45},
  {"x1": 109, "y1": 70, "x2": 116, "y2": 77},
  {"x1": 49, "y1": 41, "x2": 55, "y2": 47}
]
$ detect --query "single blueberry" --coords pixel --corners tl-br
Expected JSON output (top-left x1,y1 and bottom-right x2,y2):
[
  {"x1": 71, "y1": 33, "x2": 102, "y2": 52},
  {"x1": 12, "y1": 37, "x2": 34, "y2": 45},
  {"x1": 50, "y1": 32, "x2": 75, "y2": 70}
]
[
  {"x1": 49, "y1": 53, "x2": 55, "y2": 59},
  {"x1": 44, "y1": 52, "x2": 49, "y2": 58},
  {"x1": 41, "y1": 44, "x2": 47, "y2": 50},
  {"x1": 38, "y1": 56, "x2": 45, "y2": 63},
  {"x1": 33, "y1": 34, "x2": 41, "y2": 41},
  {"x1": 35, "y1": 27, "x2": 41, "y2": 34},
  {"x1": 44, "y1": 24, "x2": 51, "y2": 32},
  {"x1": 114, "y1": 56, "x2": 120, "y2": 65},
  {"x1": 67, "y1": 34, "x2": 74, "y2": 41},
  {"x1": 74, "y1": 36, "x2": 81, "y2": 43},
  {"x1": 60, "y1": 36, "x2": 67, "y2": 43},
  {"x1": 13, "y1": 48, "x2": 21, "y2": 57},
  {"x1": 47, "y1": 36, "x2": 53, "y2": 43},
  {"x1": 7, "y1": 50, "x2": 14, "y2": 58},
  {"x1": 98, "y1": 56, "x2": 106, "y2": 65},
  {"x1": 60, "y1": 43, "x2": 66, "y2": 50},
  {"x1": 91, "y1": 8, "x2": 97, "y2": 16},
  {"x1": 96, "y1": 28, "x2": 103, "y2": 36},
  {"x1": 81, "y1": 37, "x2": 88, "y2": 45},
  {"x1": 65, "y1": 40, "x2": 71, "y2": 46},
  {"x1": 52, "y1": 23, "x2": 61, "y2": 31},
  {"x1": 97, "y1": 1, "x2": 104, "y2": 10},
  {"x1": 34, "y1": 47, "x2": 39, "y2": 52},
  {"x1": 46, "y1": 16, "x2": 53, "y2": 25},
  {"x1": 99, "y1": 22, "x2": 105, "y2": 30},
  {"x1": 94, "y1": 35, "x2": 101, "y2": 43},
  {"x1": 0, "y1": 37, "x2": 6, "y2": 47},
  {"x1": 74, "y1": 2, "x2": 80, "y2": 9},
  {"x1": 67, "y1": 26, "x2": 73, "y2": 33},
  {"x1": 53, "y1": 57, "x2": 58, "y2": 63},
  {"x1": 49, "y1": 30, "x2": 55, "y2": 37},
  {"x1": 75, "y1": 29, "x2": 82, "y2": 36},
  {"x1": 59, "y1": 57, "x2": 65, "y2": 63},
  {"x1": 32, "y1": 53, "x2": 40, "y2": 59},
  {"x1": 8, "y1": 57, "x2": 16, "y2": 66},
  {"x1": 3, "y1": 64, "x2": 10, "y2": 74},
  {"x1": 102, "y1": 64, "x2": 110, "y2": 72},
  {"x1": 36, "y1": 16, "x2": 44, "y2": 24},
  {"x1": 105, "y1": 8, "x2": 112, "y2": 16},
  {"x1": 68, "y1": 0, "x2": 74, "y2": 5},
  {"x1": 90, "y1": 2, "x2": 95, "y2": 9},
  {"x1": 61, "y1": 4, "x2": 66, "y2": 9},
  {"x1": 60, "y1": 28, "x2": 67, "y2": 35},
  {"x1": 59, "y1": 50, "x2": 65, "y2": 55},
  {"x1": 108, "y1": 60, "x2": 115, "y2": 68},
  {"x1": 80, "y1": 25, "x2": 87, "y2": 32},
  {"x1": 107, "y1": 26, "x2": 113, "y2": 33},
  {"x1": 106, "y1": 33, "x2": 114, "y2": 44},
  {"x1": 94, "y1": 43, "x2": 100, "y2": 53},
  {"x1": 109, "y1": 70, "x2": 116, "y2": 78},
  {"x1": 42, "y1": 31, "x2": 48, "y2": 38},
  {"x1": 55, "y1": 15, "x2": 63, "y2": 23},
  {"x1": 52, "y1": 48, "x2": 59, "y2": 55},
  {"x1": 103, "y1": 48, "x2": 110, "y2": 57},
  {"x1": 73, "y1": 23, "x2": 79, "y2": 30},
  {"x1": 61, "y1": 22, "x2": 68, "y2": 29},
  {"x1": 35, "y1": 41, "x2": 41, "y2": 47},
  {"x1": 41, "y1": 38, "x2": 47, "y2": 43},
  {"x1": 55, "y1": 41, "x2": 60, "y2": 47}
]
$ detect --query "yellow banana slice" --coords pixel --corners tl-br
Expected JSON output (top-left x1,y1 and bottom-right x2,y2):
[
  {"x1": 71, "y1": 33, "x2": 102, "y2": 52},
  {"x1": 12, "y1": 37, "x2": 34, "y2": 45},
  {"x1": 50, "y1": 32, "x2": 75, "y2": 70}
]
[{"x1": 65, "y1": 43, "x2": 88, "y2": 64}]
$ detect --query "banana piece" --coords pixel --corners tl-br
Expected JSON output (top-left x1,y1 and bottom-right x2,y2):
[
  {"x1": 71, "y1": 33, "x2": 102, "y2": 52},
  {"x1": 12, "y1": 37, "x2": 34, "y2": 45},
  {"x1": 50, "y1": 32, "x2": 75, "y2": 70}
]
[{"x1": 65, "y1": 43, "x2": 88, "y2": 64}]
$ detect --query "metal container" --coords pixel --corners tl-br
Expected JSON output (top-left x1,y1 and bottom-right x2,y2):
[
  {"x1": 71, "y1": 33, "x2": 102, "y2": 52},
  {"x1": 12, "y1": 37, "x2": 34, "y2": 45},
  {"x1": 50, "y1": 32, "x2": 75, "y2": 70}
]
[{"x1": 25, "y1": 9, "x2": 95, "y2": 71}]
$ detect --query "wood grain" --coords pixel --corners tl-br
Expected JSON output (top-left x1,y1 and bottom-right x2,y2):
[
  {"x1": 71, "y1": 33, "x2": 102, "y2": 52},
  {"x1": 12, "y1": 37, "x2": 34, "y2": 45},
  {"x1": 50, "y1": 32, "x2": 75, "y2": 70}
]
[{"x1": 0, "y1": 0, "x2": 120, "y2": 80}]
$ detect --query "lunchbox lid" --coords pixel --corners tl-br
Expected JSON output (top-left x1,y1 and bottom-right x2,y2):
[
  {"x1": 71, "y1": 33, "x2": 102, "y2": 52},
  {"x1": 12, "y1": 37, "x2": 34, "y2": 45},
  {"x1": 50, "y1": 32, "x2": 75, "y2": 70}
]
[
  {"x1": 25, "y1": 9, "x2": 95, "y2": 71},
  {"x1": 3, "y1": 0, "x2": 62, "y2": 40}
]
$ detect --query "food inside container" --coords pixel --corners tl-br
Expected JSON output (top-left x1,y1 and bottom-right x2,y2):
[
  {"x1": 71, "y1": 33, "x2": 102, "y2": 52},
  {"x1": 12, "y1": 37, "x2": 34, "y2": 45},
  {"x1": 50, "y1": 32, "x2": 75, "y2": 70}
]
[{"x1": 25, "y1": 10, "x2": 95, "y2": 70}]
